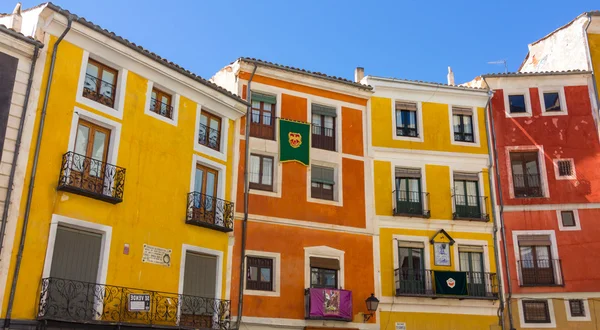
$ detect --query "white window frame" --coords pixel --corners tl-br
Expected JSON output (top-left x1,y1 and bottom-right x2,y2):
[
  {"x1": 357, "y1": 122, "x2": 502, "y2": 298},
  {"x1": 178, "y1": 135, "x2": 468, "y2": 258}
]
[
  {"x1": 452, "y1": 239, "x2": 490, "y2": 273},
  {"x1": 243, "y1": 250, "x2": 281, "y2": 297},
  {"x1": 307, "y1": 100, "x2": 341, "y2": 154},
  {"x1": 564, "y1": 298, "x2": 591, "y2": 321},
  {"x1": 392, "y1": 235, "x2": 431, "y2": 270},
  {"x1": 76, "y1": 51, "x2": 127, "y2": 120},
  {"x1": 505, "y1": 145, "x2": 550, "y2": 199},
  {"x1": 307, "y1": 160, "x2": 343, "y2": 206},
  {"x1": 389, "y1": 162, "x2": 427, "y2": 213},
  {"x1": 391, "y1": 100, "x2": 424, "y2": 142},
  {"x1": 249, "y1": 88, "x2": 280, "y2": 142},
  {"x1": 504, "y1": 89, "x2": 532, "y2": 118},
  {"x1": 194, "y1": 104, "x2": 229, "y2": 162},
  {"x1": 512, "y1": 230, "x2": 561, "y2": 287},
  {"x1": 189, "y1": 154, "x2": 226, "y2": 201},
  {"x1": 539, "y1": 87, "x2": 568, "y2": 116},
  {"x1": 178, "y1": 244, "x2": 223, "y2": 299},
  {"x1": 144, "y1": 80, "x2": 180, "y2": 126},
  {"x1": 448, "y1": 105, "x2": 481, "y2": 147},
  {"x1": 518, "y1": 298, "x2": 556, "y2": 328},
  {"x1": 248, "y1": 150, "x2": 281, "y2": 198},
  {"x1": 449, "y1": 169, "x2": 486, "y2": 217},
  {"x1": 304, "y1": 246, "x2": 345, "y2": 289},
  {"x1": 556, "y1": 209, "x2": 581, "y2": 231},
  {"x1": 553, "y1": 158, "x2": 576, "y2": 180}
]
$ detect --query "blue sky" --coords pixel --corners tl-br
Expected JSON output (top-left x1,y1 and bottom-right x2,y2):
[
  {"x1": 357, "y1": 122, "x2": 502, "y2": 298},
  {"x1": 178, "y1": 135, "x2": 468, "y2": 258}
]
[{"x1": 3, "y1": 1, "x2": 598, "y2": 84}]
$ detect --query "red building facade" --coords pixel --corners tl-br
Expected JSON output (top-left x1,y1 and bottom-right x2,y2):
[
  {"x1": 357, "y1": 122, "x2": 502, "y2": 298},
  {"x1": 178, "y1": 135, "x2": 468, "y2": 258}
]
[{"x1": 485, "y1": 71, "x2": 600, "y2": 329}]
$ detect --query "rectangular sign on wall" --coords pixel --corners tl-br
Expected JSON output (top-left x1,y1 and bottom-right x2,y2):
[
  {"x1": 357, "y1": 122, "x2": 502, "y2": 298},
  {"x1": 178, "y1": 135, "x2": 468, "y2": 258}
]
[
  {"x1": 128, "y1": 293, "x2": 150, "y2": 311},
  {"x1": 142, "y1": 244, "x2": 171, "y2": 267},
  {"x1": 395, "y1": 322, "x2": 406, "y2": 330}
]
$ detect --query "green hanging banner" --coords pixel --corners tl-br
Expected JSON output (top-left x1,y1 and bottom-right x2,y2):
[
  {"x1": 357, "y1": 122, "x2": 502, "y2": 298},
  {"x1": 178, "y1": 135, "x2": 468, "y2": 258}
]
[
  {"x1": 434, "y1": 271, "x2": 468, "y2": 296},
  {"x1": 279, "y1": 118, "x2": 310, "y2": 166}
]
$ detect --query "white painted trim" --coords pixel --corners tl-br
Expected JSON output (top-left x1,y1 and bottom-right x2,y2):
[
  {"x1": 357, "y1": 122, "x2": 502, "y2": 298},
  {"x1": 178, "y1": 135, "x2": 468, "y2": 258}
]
[
  {"x1": 75, "y1": 50, "x2": 127, "y2": 120},
  {"x1": 505, "y1": 145, "x2": 550, "y2": 199},
  {"x1": 503, "y1": 89, "x2": 532, "y2": 118},
  {"x1": 372, "y1": 146, "x2": 490, "y2": 162},
  {"x1": 225, "y1": 236, "x2": 234, "y2": 300},
  {"x1": 194, "y1": 104, "x2": 229, "y2": 162},
  {"x1": 512, "y1": 292, "x2": 600, "y2": 299},
  {"x1": 304, "y1": 246, "x2": 345, "y2": 289},
  {"x1": 178, "y1": 244, "x2": 224, "y2": 299},
  {"x1": 379, "y1": 298, "x2": 497, "y2": 316},
  {"x1": 518, "y1": 298, "x2": 556, "y2": 328},
  {"x1": 539, "y1": 86, "x2": 568, "y2": 116},
  {"x1": 504, "y1": 203, "x2": 600, "y2": 212},
  {"x1": 391, "y1": 99, "x2": 424, "y2": 142},
  {"x1": 391, "y1": 235, "x2": 431, "y2": 271},
  {"x1": 552, "y1": 158, "x2": 577, "y2": 181},
  {"x1": 68, "y1": 106, "x2": 122, "y2": 166},
  {"x1": 143, "y1": 80, "x2": 179, "y2": 126},
  {"x1": 305, "y1": 97, "x2": 343, "y2": 153},
  {"x1": 306, "y1": 159, "x2": 343, "y2": 206},
  {"x1": 42, "y1": 214, "x2": 112, "y2": 285},
  {"x1": 452, "y1": 239, "x2": 490, "y2": 273},
  {"x1": 564, "y1": 298, "x2": 591, "y2": 321},
  {"x1": 448, "y1": 105, "x2": 481, "y2": 147},
  {"x1": 389, "y1": 161, "x2": 427, "y2": 214},
  {"x1": 189, "y1": 154, "x2": 226, "y2": 201},
  {"x1": 243, "y1": 250, "x2": 281, "y2": 297},
  {"x1": 512, "y1": 230, "x2": 560, "y2": 286},
  {"x1": 556, "y1": 209, "x2": 581, "y2": 231}
]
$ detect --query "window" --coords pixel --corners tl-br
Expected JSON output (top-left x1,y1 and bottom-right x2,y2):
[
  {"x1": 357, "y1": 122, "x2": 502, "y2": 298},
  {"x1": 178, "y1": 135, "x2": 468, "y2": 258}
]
[
  {"x1": 311, "y1": 104, "x2": 336, "y2": 151},
  {"x1": 560, "y1": 211, "x2": 576, "y2": 227},
  {"x1": 543, "y1": 92, "x2": 561, "y2": 112},
  {"x1": 452, "y1": 107, "x2": 474, "y2": 143},
  {"x1": 508, "y1": 94, "x2": 527, "y2": 113},
  {"x1": 246, "y1": 257, "x2": 273, "y2": 291},
  {"x1": 250, "y1": 93, "x2": 276, "y2": 140},
  {"x1": 70, "y1": 119, "x2": 111, "y2": 195},
  {"x1": 199, "y1": 112, "x2": 222, "y2": 151},
  {"x1": 395, "y1": 102, "x2": 418, "y2": 137},
  {"x1": 453, "y1": 173, "x2": 482, "y2": 219},
  {"x1": 557, "y1": 159, "x2": 573, "y2": 177},
  {"x1": 309, "y1": 257, "x2": 339, "y2": 289},
  {"x1": 83, "y1": 59, "x2": 118, "y2": 108},
  {"x1": 518, "y1": 235, "x2": 558, "y2": 286},
  {"x1": 522, "y1": 300, "x2": 551, "y2": 323},
  {"x1": 394, "y1": 168, "x2": 425, "y2": 216},
  {"x1": 249, "y1": 154, "x2": 273, "y2": 191},
  {"x1": 569, "y1": 300, "x2": 585, "y2": 317},
  {"x1": 510, "y1": 152, "x2": 542, "y2": 198},
  {"x1": 397, "y1": 244, "x2": 425, "y2": 295},
  {"x1": 150, "y1": 87, "x2": 173, "y2": 119},
  {"x1": 311, "y1": 165, "x2": 334, "y2": 201}
]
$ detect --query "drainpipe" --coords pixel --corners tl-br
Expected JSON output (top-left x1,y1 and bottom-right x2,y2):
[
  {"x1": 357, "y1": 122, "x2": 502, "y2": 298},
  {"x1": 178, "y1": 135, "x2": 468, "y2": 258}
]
[
  {"x1": 483, "y1": 77, "x2": 515, "y2": 330},
  {"x1": 236, "y1": 64, "x2": 257, "y2": 330},
  {"x1": 483, "y1": 91, "x2": 506, "y2": 330},
  {"x1": 4, "y1": 17, "x2": 73, "y2": 329},
  {"x1": 0, "y1": 42, "x2": 41, "y2": 259}
]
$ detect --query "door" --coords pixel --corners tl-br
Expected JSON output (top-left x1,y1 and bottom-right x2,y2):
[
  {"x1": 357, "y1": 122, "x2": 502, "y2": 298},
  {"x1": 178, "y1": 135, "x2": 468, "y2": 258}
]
[
  {"x1": 395, "y1": 177, "x2": 422, "y2": 215},
  {"x1": 510, "y1": 152, "x2": 541, "y2": 197},
  {"x1": 71, "y1": 119, "x2": 111, "y2": 195},
  {"x1": 180, "y1": 252, "x2": 218, "y2": 328},
  {"x1": 398, "y1": 247, "x2": 425, "y2": 294},
  {"x1": 520, "y1": 245, "x2": 554, "y2": 285},
  {"x1": 199, "y1": 113, "x2": 221, "y2": 150},
  {"x1": 459, "y1": 251, "x2": 485, "y2": 297},
  {"x1": 46, "y1": 226, "x2": 102, "y2": 321},
  {"x1": 194, "y1": 165, "x2": 218, "y2": 225},
  {"x1": 454, "y1": 180, "x2": 481, "y2": 218}
]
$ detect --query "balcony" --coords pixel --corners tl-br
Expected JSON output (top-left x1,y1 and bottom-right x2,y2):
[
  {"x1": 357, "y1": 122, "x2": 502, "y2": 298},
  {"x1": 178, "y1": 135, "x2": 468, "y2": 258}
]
[
  {"x1": 517, "y1": 259, "x2": 564, "y2": 287},
  {"x1": 57, "y1": 152, "x2": 126, "y2": 204},
  {"x1": 186, "y1": 192, "x2": 234, "y2": 232},
  {"x1": 38, "y1": 277, "x2": 230, "y2": 329},
  {"x1": 393, "y1": 190, "x2": 430, "y2": 218},
  {"x1": 452, "y1": 194, "x2": 489, "y2": 221},
  {"x1": 304, "y1": 288, "x2": 352, "y2": 322},
  {"x1": 83, "y1": 74, "x2": 116, "y2": 108},
  {"x1": 150, "y1": 97, "x2": 174, "y2": 119},
  {"x1": 396, "y1": 126, "x2": 418, "y2": 137},
  {"x1": 454, "y1": 132, "x2": 474, "y2": 143},
  {"x1": 250, "y1": 113, "x2": 275, "y2": 140},
  {"x1": 198, "y1": 123, "x2": 221, "y2": 151},
  {"x1": 513, "y1": 174, "x2": 543, "y2": 198},
  {"x1": 312, "y1": 125, "x2": 335, "y2": 151},
  {"x1": 394, "y1": 269, "x2": 498, "y2": 300}
]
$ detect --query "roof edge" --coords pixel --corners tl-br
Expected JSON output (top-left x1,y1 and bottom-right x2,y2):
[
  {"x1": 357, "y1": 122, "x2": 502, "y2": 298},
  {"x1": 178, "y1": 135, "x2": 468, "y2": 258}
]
[
  {"x1": 482, "y1": 70, "x2": 592, "y2": 78},
  {"x1": 0, "y1": 24, "x2": 44, "y2": 47},
  {"x1": 366, "y1": 75, "x2": 489, "y2": 93}
]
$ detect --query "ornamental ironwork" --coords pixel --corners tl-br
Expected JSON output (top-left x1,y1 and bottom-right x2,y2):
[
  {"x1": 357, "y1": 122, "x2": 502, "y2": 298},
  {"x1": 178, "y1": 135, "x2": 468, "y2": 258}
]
[
  {"x1": 393, "y1": 269, "x2": 498, "y2": 299},
  {"x1": 150, "y1": 97, "x2": 174, "y2": 119},
  {"x1": 57, "y1": 152, "x2": 126, "y2": 204},
  {"x1": 83, "y1": 74, "x2": 116, "y2": 108},
  {"x1": 186, "y1": 192, "x2": 234, "y2": 232},
  {"x1": 392, "y1": 190, "x2": 430, "y2": 218},
  {"x1": 198, "y1": 123, "x2": 221, "y2": 151},
  {"x1": 452, "y1": 194, "x2": 489, "y2": 221}
]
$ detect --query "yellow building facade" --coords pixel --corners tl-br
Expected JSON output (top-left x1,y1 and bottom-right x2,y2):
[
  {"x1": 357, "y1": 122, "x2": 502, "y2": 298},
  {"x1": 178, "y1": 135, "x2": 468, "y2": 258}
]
[
  {"x1": 0, "y1": 4, "x2": 246, "y2": 329},
  {"x1": 363, "y1": 75, "x2": 501, "y2": 330}
]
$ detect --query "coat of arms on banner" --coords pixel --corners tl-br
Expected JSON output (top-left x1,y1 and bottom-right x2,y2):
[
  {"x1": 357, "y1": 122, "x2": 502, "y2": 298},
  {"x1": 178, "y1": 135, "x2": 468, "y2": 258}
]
[
  {"x1": 446, "y1": 277, "x2": 456, "y2": 288},
  {"x1": 323, "y1": 290, "x2": 340, "y2": 314},
  {"x1": 288, "y1": 132, "x2": 302, "y2": 148}
]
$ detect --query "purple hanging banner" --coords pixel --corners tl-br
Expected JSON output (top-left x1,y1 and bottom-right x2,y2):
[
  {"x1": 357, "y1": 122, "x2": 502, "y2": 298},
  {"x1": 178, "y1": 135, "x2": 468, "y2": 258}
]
[{"x1": 307, "y1": 288, "x2": 352, "y2": 321}]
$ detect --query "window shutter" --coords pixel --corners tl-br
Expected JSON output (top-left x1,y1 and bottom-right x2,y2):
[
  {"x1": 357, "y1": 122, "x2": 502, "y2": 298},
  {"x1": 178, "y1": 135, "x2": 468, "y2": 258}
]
[
  {"x1": 395, "y1": 167, "x2": 421, "y2": 178},
  {"x1": 454, "y1": 172, "x2": 479, "y2": 181},
  {"x1": 252, "y1": 92, "x2": 277, "y2": 104},
  {"x1": 312, "y1": 104, "x2": 337, "y2": 117},
  {"x1": 452, "y1": 106, "x2": 473, "y2": 115},
  {"x1": 395, "y1": 101, "x2": 418, "y2": 111},
  {"x1": 398, "y1": 241, "x2": 425, "y2": 248},
  {"x1": 517, "y1": 235, "x2": 551, "y2": 246},
  {"x1": 310, "y1": 257, "x2": 340, "y2": 270},
  {"x1": 311, "y1": 165, "x2": 335, "y2": 184},
  {"x1": 458, "y1": 245, "x2": 484, "y2": 253}
]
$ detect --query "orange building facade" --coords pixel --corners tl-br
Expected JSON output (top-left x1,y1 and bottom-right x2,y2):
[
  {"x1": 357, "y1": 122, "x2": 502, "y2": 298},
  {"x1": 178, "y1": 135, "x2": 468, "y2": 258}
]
[{"x1": 213, "y1": 58, "x2": 376, "y2": 330}]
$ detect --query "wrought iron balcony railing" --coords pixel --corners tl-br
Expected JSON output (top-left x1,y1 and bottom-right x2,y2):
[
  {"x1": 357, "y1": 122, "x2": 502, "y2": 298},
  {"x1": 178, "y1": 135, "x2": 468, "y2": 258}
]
[
  {"x1": 58, "y1": 152, "x2": 126, "y2": 204},
  {"x1": 517, "y1": 259, "x2": 564, "y2": 287},
  {"x1": 83, "y1": 74, "x2": 116, "y2": 108},
  {"x1": 304, "y1": 288, "x2": 353, "y2": 322},
  {"x1": 512, "y1": 174, "x2": 543, "y2": 198},
  {"x1": 198, "y1": 123, "x2": 221, "y2": 151},
  {"x1": 454, "y1": 132, "x2": 474, "y2": 142},
  {"x1": 396, "y1": 126, "x2": 418, "y2": 137},
  {"x1": 452, "y1": 194, "x2": 489, "y2": 221},
  {"x1": 311, "y1": 125, "x2": 335, "y2": 151},
  {"x1": 150, "y1": 97, "x2": 174, "y2": 119},
  {"x1": 393, "y1": 269, "x2": 498, "y2": 299},
  {"x1": 250, "y1": 113, "x2": 275, "y2": 140},
  {"x1": 37, "y1": 277, "x2": 231, "y2": 329},
  {"x1": 186, "y1": 192, "x2": 234, "y2": 232},
  {"x1": 393, "y1": 190, "x2": 430, "y2": 218}
]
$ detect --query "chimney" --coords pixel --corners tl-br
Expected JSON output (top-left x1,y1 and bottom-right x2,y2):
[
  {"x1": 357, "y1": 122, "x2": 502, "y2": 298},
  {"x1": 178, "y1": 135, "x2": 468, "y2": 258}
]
[
  {"x1": 447, "y1": 66, "x2": 455, "y2": 86},
  {"x1": 354, "y1": 67, "x2": 364, "y2": 83},
  {"x1": 8, "y1": 3, "x2": 23, "y2": 33}
]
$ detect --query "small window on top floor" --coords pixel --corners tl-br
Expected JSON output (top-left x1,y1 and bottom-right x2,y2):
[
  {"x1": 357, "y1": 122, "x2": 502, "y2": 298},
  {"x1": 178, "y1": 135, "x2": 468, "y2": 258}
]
[
  {"x1": 543, "y1": 92, "x2": 561, "y2": 112},
  {"x1": 150, "y1": 87, "x2": 173, "y2": 119},
  {"x1": 395, "y1": 101, "x2": 418, "y2": 137},
  {"x1": 452, "y1": 107, "x2": 475, "y2": 143},
  {"x1": 508, "y1": 94, "x2": 526, "y2": 113},
  {"x1": 83, "y1": 59, "x2": 118, "y2": 108}
]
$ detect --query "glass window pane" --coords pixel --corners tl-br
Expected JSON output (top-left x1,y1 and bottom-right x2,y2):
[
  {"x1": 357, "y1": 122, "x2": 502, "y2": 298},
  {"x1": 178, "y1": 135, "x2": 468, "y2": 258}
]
[
  {"x1": 263, "y1": 103, "x2": 272, "y2": 112},
  {"x1": 509, "y1": 95, "x2": 526, "y2": 113},
  {"x1": 151, "y1": 91, "x2": 157, "y2": 100},
  {"x1": 561, "y1": 211, "x2": 575, "y2": 227},
  {"x1": 194, "y1": 168, "x2": 204, "y2": 192},
  {"x1": 411, "y1": 249, "x2": 422, "y2": 270},
  {"x1": 312, "y1": 114, "x2": 321, "y2": 126},
  {"x1": 205, "y1": 172, "x2": 215, "y2": 197},
  {"x1": 249, "y1": 155, "x2": 260, "y2": 184},
  {"x1": 74, "y1": 125, "x2": 90, "y2": 156},
  {"x1": 91, "y1": 131, "x2": 106, "y2": 161},
  {"x1": 459, "y1": 252, "x2": 469, "y2": 271},
  {"x1": 251, "y1": 101, "x2": 260, "y2": 109},
  {"x1": 463, "y1": 115, "x2": 473, "y2": 133},
  {"x1": 408, "y1": 178, "x2": 419, "y2": 192},
  {"x1": 466, "y1": 181, "x2": 478, "y2": 196},
  {"x1": 100, "y1": 71, "x2": 115, "y2": 98},
  {"x1": 262, "y1": 157, "x2": 273, "y2": 185},
  {"x1": 399, "y1": 247, "x2": 409, "y2": 269},
  {"x1": 200, "y1": 114, "x2": 208, "y2": 126},
  {"x1": 471, "y1": 253, "x2": 482, "y2": 272},
  {"x1": 407, "y1": 111, "x2": 417, "y2": 128},
  {"x1": 520, "y1": 246, "x2": 533, "y2": 265},
  {"x1": 544, "y1": 92, "x2": 561, "y2": 111},
  {"x1": 396, "y1": 110, "x2": 403, "y2": 126},
  {"x1": 453, "y1": 115, "x2": 461, "y2": 133},
  {"x1": 260, "y1": 268, "x2": 271, "y2": 282},
  {"x1": 251, "y1": 109, "x2": 260, "y2": 123},
  {"x1": 454, "y1": 180, "x2": 465, "y2": 196},
  {"x1": 248, "y1": 266, "x2": 258, "y2": 281},
  {"x1": 86, "y1": 63, "x2": 99, "y2": 78},
  {"x1": 209, "y1": 118, "x2": 220, "y2": 131},
  {"x1": 263, "y1": 112, "x2": 272, "y2": 126},
  {"x1": 324, "y1": 116, "x2": 334, "y2": 129}
]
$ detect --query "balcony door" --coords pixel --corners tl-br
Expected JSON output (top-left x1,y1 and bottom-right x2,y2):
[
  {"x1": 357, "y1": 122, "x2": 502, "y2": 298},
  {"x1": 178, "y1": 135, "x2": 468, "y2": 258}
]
[
  {"x1": 180, "y1": 252, "x2": 218, "y2": 328},
  {"x1": 459, "y1": 250, "x2": 485, "y2": 296},
  {"x1": 72, "y1": 119, "x2": 111, "y2": 195},
  {"x1": 510, "y1": 152, "x2": 542, "y2": 197},
  {"x1": 398, "y1": 247, "x2": 425, "y2": 294},
  {"x1": 395, "y1": 177, "x2": 422, "y2": 215},
  {"x1": 194, "y1": 165, "x2": 218, "y2": 225},
  {"x1": 520, "y1": 244, "x2": 554, "y2": 285},
  {"x1": 454, "y1": 179, "x2": 480, "y2": 218}
]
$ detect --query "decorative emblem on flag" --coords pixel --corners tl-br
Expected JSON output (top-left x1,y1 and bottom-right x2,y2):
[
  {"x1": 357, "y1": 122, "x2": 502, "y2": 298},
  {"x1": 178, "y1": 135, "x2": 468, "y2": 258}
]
[
  {"x1": 446, "y1": 277, "x2": 456, "y2": 288},
  {"x1": 288, "y1": 132, "x2": 302, "y2": 148}
]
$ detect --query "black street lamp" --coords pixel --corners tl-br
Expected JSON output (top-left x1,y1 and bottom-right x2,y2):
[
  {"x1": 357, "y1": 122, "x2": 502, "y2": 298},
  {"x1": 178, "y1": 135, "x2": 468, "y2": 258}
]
[{"x1": 363, "y1": 293, "x2": 379, "y2": 322}]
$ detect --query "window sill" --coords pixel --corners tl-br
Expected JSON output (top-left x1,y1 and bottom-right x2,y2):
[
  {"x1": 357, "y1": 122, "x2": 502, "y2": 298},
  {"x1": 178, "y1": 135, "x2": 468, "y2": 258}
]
[
  {"x1": 541, "y1": 110, "x2": 568, "y2": 116},
  {"x1": 250, "y1": 188, "x2": 281, "y2": 198},
  {"x1": 145, "y1": 107, "x2": 177, "y2": 126},
  {"x1": 243, "y1": 289, "x2": 280, "y2": 297},
  {"x1": 194, "y1": 142, "x2": 226, "y2": 162},
  {"x1": 77, "y1": 95, "x2": 122, "y2": 120},
  {"x1": 392, "y1": 134, "x2": 423, "y2": 143},
  {"x1": 307, "y1": 197, "x2": 342, "y2": 207},
  {"x1": 505, "y1": 112, "x2": 532, "y2": 118}
]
